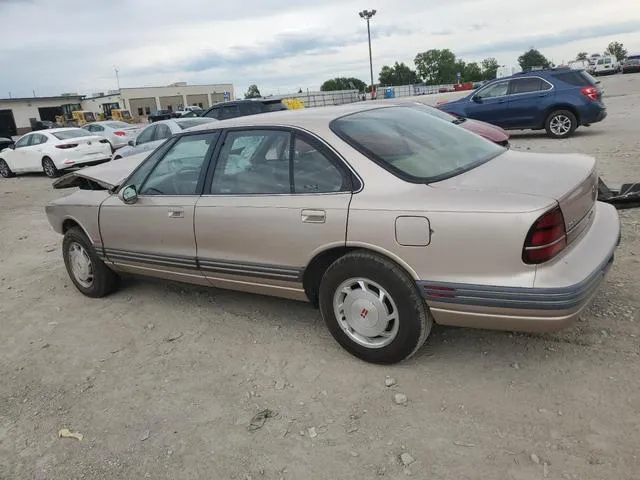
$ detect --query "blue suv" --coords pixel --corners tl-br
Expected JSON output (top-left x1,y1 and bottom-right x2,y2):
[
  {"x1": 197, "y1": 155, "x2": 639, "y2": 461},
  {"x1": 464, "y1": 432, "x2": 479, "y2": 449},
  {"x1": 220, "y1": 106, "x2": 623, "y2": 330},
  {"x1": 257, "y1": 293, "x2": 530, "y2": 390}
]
[{"x1": 439, "y1": 68, "x2": 606, "y2": 139}]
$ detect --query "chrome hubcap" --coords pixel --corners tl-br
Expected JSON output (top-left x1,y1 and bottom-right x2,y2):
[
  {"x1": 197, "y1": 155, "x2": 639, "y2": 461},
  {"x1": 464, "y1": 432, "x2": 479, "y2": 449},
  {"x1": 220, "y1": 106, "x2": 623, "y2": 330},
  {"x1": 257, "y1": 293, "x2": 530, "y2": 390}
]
[
  {"x1": 0, "y1": 162, "x2": 8, "y2": 176},
  {"x1": 550, "y1": 115, "x2": 572, "y2": 136},
  {"x1": 44, "y1": 162, "x2": 54, "y2": 176},
  {"x1": 68, "y1": 242, "x2": 93, "y2": 288},
  {"x1": 333, "y1": 278, "x2": 399, "y2": 348}
]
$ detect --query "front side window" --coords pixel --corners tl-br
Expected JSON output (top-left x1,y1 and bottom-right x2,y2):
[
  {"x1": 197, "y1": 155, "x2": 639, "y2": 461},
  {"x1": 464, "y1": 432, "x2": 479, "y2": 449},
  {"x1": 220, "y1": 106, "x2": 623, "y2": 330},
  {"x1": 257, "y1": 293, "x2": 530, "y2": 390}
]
[
  {"x1": 477, "y1": 81, "x2": 509, "y2": 99},
  {"x1": 139, "y1": 132, "x2": 219, "y2": 196},
  {"x1": 203, "y1": 108, "x2": 221, "y2": 120},
  {"x1": 211, "y1": 130, "x2": 291, "y2": 194},
  {"x1": 14, "y1": 135, "x2": 30, "y2": 148},
  {"x1": 154, "y1": 124, "x2": 172, "y2": 141},
  {"x1": 331, "y1": 106, "x2": 504, "y2": 183},
  {"x1": 136, "y1": 125, "x2": 156, "y2": 145}
]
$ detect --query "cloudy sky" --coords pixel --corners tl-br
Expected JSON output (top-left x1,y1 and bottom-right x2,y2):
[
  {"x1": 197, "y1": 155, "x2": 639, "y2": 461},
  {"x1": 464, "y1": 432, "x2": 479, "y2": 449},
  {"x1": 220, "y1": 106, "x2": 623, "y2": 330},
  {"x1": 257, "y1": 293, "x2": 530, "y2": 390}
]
[{"x1": 1, "y1": 0, "x2": 639, "y2": 98}]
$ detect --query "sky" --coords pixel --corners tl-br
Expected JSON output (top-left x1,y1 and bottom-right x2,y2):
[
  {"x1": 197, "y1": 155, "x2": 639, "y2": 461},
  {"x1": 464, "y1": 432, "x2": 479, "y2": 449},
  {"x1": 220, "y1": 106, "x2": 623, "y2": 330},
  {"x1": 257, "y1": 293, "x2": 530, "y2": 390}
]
[{"x1": 1, "y1": 0, "x2": 639, "y2": 99}]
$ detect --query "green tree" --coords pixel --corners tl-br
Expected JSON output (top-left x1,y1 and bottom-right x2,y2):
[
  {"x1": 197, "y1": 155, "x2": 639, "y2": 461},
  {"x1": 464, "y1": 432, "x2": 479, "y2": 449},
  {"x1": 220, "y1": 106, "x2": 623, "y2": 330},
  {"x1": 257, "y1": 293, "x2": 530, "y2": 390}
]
[
  {"x1": 463, "y1": 62, "x2": 483, "y2": 82},
  {"x1": 320, "y1": 77, "x2": 367, "y2": 92},
  {"x1": 414, "y1": 49, "x2": 457, "y2": 84},
  {"x1": 605, "y1": 41, "x2": 627, "y2": 60},
  {"x1": 378, "y1": 62, "x2": 418, "y2": 86},
  {"x1": 576, "y1": 52, "x2": 589, "y2": 61},
  {"x1": 518, "y1": 48, "x2": 551, "y2": 71},
  {"x1": 244, "y1": 84, "x2": 261, "y2": 99},
  {"x1": 480, "y1": 57, "x2": 499, "y2": 80}
]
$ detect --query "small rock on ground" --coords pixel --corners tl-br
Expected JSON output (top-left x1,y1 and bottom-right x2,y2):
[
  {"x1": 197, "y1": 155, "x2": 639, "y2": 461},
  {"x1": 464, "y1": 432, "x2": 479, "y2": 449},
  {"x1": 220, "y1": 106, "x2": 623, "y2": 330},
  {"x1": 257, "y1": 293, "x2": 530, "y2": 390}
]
[
  {"x1": 400, "y1": 452, "x2": 415, "y2": 466},
  {"x1": 394, "y1": 393, "x2": 408, "y2": 405},
  {"x1": 385, "y1": 376, "x2": 397, "y2": 387}
]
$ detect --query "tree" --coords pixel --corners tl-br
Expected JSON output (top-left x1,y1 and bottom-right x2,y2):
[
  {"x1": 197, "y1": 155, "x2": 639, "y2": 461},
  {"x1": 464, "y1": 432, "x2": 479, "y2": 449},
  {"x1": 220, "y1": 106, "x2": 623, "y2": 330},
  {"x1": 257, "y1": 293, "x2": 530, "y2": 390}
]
[
  {"x1": 480, "y1": 57, "x2": 499, "y2": 80},
  {"x1": 320, "y1": 77, "x2": 367, "y2": 92},
  {"x1": 298, "y1": 88, "x2": 303, "y2": 94},
  {"x1": 244, "y1": 84, "x2": 261, "y2": 99},
  {"x1": 576, "y1": 52, "x2": 589, "y2": 61},
  {"x1": 518, "y1": 48, "x2": 551, "y2": 71},
  {"x1": 463, "y1": 62, "x2": 483, "y2": 82},
  {"x1": 414, "y1": 49, "x2": 457, "y2": 84},
  {"x1": 378, "y1": 62, "x2": 419, "y2": 86},
  {"x1": 605, "y1": 41, "x2": 627, "y2": 60}
]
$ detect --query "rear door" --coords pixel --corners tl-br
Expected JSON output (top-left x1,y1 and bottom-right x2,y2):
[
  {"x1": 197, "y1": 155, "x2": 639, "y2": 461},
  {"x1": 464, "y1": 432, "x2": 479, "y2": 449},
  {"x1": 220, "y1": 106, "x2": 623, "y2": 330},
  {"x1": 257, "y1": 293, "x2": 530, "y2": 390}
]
[
  {"x1": 505, "y1": 77, "x2": 554, "y2": 128},
  {"x1": 194, "y1": 127, "x2": 354, "y2": 300},
  {"x1": 465, "y1": 80, "x2": 510, "y2": 125}
]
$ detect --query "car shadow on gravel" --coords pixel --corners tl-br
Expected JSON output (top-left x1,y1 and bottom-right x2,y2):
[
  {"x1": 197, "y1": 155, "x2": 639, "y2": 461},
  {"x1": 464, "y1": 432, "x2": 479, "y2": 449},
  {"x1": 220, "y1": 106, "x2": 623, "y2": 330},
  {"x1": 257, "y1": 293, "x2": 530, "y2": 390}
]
[{"x1": 508, "y1": 129, "x2": 605, "y2": 140}]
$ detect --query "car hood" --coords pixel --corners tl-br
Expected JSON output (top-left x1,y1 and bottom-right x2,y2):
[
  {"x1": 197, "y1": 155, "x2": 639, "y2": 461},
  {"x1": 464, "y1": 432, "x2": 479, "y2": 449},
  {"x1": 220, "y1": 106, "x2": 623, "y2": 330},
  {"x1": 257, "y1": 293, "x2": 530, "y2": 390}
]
[
  {"x1": 433, "y1": 149, "x2": 598, "y2": 231},
  {"x1": 460, "y1": 118, "x2": 509, "y2": 142},
  {"x1": 52, "y1": 152, "x2": 149, "y2": 190}
]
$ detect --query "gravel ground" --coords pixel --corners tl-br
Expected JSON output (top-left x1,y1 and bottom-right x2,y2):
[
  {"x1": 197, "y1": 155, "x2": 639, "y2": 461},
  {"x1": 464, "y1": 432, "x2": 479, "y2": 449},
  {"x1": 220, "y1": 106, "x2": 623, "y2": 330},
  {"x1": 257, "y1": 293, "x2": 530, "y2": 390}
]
[{"x1": 1, "y1": 73, "x2": 639, "y2": 480}]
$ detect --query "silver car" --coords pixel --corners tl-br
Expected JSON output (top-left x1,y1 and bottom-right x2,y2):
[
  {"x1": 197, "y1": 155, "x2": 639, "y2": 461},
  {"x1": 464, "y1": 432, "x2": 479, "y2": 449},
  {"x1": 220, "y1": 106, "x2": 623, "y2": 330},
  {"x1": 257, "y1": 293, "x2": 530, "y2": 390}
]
[
  {"x1": 45, "y1": 103, "x2": 620, "y2": 364},
  {"x1": 83, "y1": 121, "x2": 144, "y2": 151},
  {"x1": 112, "y1": 117, "x2": 217, "y2": 160}
]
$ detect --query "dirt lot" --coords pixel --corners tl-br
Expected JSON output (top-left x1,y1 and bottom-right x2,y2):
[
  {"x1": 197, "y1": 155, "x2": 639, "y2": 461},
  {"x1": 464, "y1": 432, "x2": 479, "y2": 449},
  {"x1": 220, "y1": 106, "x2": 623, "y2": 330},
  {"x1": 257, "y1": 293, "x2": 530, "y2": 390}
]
[{"x1": 1, "y1": 74, "x2": 639, "y2": 480}]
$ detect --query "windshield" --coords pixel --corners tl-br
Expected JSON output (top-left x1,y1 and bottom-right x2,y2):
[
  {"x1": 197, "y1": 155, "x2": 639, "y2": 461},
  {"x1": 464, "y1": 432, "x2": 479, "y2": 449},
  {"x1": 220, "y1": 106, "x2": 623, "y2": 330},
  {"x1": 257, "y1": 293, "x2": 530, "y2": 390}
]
[
  {"x1": 176, "y1": 118, "x2": 217, "y2": 129},
  {"x1": 52, "y1": 129, "x2": 92, "y2": 140},
  {"x1": 403, "y1": 102, "x2": 460, "y2": 123},
  {"x1": 330, "y1": 106, "x2": 504, "y2": 183}
]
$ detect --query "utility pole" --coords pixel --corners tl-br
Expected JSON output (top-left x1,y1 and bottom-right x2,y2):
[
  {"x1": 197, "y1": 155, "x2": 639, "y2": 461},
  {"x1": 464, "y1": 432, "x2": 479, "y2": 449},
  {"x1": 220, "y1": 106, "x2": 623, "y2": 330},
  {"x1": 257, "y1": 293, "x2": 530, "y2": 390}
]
[
  {"x1": 359, "y1": 9, "x2": 377, "y2": 99},
  {"x1": 114, "y1": 66, "x2": 121, "y2": 91}
]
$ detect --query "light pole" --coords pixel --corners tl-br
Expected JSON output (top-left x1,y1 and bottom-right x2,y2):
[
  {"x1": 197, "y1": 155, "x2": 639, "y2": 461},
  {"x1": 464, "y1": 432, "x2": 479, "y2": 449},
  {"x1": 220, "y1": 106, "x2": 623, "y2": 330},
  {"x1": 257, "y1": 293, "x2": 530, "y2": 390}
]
[{"x1": 359, "y1": 9, "x2": 377, "y2": 99}]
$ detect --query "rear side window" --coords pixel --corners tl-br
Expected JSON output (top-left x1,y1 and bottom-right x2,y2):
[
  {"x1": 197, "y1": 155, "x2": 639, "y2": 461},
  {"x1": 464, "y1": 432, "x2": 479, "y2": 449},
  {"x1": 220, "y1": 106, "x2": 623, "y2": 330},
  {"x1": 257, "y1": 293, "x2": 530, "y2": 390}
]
[
  {"x1": 204, "y1": 108, "x2": 221, "y2": 120},
  {"x1": 509, "y1": 77, "x2": 549, "y2": 94},
  {"x1": 240, "y1": 102, "x2": 263, "y2": 115},
  {"x1": 553, "y1": 71, "x2": 597, "y2": 86}
]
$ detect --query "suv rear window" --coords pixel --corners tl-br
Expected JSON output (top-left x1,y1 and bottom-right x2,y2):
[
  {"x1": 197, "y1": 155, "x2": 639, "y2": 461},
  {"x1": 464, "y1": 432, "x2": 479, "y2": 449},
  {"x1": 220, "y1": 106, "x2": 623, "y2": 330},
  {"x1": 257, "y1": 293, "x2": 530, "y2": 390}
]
[
  {"x1": 552, "y1": 70, "x2": 598, "y2": 86},
  {"x1": 330, "y1": 106, "x2": 504, "y2": 183}
]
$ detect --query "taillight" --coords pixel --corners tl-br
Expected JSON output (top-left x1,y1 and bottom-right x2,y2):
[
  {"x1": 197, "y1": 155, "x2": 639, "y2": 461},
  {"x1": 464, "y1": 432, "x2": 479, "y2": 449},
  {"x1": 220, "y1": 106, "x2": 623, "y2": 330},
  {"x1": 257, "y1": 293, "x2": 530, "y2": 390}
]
[
  {"x1": 113, "y1": 131, "x2": 126, "y2": 136},
  {"x1": 55, "y1": 143, "x2": 78, "y2": 149},
  {"x1": 99, "y1": 139, "x2": 109, "y2": 144},
  {"x1": 581, "y1": 86, "x2": 598, "y2": 101},
  {"x1": 523, "y1": 207, "x2": 567, "y2": 264}
]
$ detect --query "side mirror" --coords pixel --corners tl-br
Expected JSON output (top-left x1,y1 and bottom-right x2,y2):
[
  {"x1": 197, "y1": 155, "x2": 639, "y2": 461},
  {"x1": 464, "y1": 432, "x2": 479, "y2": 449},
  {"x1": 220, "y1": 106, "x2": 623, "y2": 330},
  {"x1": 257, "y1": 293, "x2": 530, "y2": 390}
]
[
  {"x1": 128, "y1": 139, "x2": 135, "y2": 147},
  {"x1": 472, "y1": 94, "x2": 482, "y2": 103},
  {"x1": 8, "y1": 143, "x2": 15, "y2": 149},
  {"x1": 118, "y1": 185, "x2": 138, "y2": 204}
]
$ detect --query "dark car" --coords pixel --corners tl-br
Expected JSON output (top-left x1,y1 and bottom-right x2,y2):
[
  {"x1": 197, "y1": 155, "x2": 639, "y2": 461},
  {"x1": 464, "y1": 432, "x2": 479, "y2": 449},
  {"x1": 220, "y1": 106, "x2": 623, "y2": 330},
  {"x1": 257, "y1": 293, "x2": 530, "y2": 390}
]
[
  {"x1": 0, "y1": 137, "x2": 14, "y2": 151},
  {"x1": 622, "y1": 57, "x2": 640, "y2": 74},
  {"x1": 148, "y1": 110, "x2": 173, "y2": 122},
  {"x1": 406, "y1": 102, "x2": 510, "y2": 147},
  {"x1": 201, "y1": 99, "x2": 288, "y2": 121},
  {"x1": 439, "y1": 67, "x2": 606, "y2": 139}
]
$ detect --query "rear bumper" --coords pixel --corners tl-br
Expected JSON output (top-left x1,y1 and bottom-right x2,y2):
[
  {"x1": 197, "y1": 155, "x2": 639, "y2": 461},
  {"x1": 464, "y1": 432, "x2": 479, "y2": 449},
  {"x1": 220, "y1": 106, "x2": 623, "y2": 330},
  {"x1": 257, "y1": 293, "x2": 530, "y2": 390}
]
[
  {"x1": 581, "y1": 104, "x2": 607, "y2": 125},
  {"x1": 418, "y1": 202, "x2": 620, "y2": 332},
  {"x1": 59, "y1": 157, "x2": 111, "y2": 170}
]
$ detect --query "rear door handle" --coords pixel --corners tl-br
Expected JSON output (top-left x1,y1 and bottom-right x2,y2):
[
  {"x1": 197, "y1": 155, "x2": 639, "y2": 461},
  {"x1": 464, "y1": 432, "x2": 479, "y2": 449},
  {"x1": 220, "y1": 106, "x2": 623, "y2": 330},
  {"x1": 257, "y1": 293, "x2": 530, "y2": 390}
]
[
  {"x1": 168, "y1": 208, "x2": 184, "y2": 218},
  {"x1": 301, "y1": 209, "x2": 326, "y2": 224}
]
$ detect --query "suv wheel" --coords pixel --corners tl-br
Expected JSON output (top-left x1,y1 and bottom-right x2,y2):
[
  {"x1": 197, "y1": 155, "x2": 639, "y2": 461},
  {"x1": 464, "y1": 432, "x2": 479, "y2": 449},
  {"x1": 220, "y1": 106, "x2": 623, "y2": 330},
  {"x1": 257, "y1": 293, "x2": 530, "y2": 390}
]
[
  {"x1": 42, "y1": 157, "x2": 59, "y2": 178},
  {"x1": 545, "y1": 110, "x2": 577, "y2": 139},
  {"x1": 319, "y1": 251, "x2": 432, "y2": 364}
]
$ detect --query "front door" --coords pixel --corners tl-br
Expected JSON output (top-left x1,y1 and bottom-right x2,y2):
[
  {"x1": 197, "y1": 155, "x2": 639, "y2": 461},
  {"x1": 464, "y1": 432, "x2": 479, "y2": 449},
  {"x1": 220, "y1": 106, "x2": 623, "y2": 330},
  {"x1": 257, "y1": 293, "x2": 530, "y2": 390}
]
[
  {"x1": 99, "y1": 131, "x2": 220, "y2": 285},
  {"x1": 465, "y1": 80, "x2": 510, "y2": 126},
  {"x1": 195, "y1": 128, "x2": 354, "y2": 300},
  {"x1": 8, "y1": 134, "x2": 38, "y2": 172}
]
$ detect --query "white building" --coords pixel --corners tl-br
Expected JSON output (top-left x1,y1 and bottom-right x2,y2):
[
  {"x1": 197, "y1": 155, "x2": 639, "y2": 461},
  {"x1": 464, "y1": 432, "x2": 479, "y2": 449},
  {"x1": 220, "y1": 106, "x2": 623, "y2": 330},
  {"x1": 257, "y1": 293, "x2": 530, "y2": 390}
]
[{"x1": 0, "y1": 82, "x2": 234, "y2": 136}]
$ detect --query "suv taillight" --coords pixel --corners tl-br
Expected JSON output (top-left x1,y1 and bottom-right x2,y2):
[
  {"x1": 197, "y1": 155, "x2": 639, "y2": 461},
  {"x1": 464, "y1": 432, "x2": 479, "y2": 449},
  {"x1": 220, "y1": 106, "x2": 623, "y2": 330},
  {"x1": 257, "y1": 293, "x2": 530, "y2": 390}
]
[
  {"x1": 581, "y1": 86, "x2": 599, "y2": 101},
  {"x1": 523, "y1": 207, "x2": 567, "y2": 264}
]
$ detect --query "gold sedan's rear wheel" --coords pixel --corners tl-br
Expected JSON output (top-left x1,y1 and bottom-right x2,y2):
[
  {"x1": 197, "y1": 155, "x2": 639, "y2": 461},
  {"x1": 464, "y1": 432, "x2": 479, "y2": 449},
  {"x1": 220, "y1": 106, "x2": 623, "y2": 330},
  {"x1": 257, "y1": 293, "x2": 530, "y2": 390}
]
[{"x1": 319, "y1": 250, "x2": 432, "y2": 364}]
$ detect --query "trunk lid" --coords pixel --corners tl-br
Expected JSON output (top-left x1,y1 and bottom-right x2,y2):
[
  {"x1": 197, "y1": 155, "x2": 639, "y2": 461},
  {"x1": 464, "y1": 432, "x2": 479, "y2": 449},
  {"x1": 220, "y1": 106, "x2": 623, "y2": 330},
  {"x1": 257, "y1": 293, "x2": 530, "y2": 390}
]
[
  {"x1": 433, "y1": 149, "x2": 598, "y2": 240},
  {"x1": 52, "y1": 151, "x2": 149, "y2": 190}
]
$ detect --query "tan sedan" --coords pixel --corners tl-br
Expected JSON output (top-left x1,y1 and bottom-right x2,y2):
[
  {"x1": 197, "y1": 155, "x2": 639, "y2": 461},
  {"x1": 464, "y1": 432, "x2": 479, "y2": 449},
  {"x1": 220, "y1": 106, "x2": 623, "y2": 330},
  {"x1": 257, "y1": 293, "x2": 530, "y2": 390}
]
[{"x1": 45, "y1": 103, "x2": 620, "y2": 364}]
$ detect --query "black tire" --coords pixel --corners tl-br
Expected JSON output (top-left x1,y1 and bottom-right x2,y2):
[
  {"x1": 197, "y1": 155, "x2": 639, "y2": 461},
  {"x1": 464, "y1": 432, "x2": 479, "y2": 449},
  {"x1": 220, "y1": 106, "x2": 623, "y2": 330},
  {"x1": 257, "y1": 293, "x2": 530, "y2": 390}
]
[
  {"x1": 62, "y1": 227, "x2": 119, "y2": 298},
  {"x1": 545, "y1": 109, "x2": 577, "y2": 139},
  {"x1": 319, "y1": 250, "x2": 432, "y2": 364},
  {"x1": 0, "y1": 159, "x2": 14, "y2": 178},
  {"x1": 42, "y1": 157, "x2": 59, "y2": 178}
]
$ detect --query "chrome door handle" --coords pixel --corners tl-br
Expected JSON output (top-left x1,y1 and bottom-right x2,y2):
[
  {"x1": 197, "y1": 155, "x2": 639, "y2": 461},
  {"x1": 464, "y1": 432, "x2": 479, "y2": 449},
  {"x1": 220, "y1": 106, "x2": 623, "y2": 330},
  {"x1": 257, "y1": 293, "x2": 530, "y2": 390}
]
[
  {"x1": 301, "y1": 209, "x2": 326, "y2": 224},
  {"x1": 168, "y1": 208, "x2": 184, "y2": 218}
]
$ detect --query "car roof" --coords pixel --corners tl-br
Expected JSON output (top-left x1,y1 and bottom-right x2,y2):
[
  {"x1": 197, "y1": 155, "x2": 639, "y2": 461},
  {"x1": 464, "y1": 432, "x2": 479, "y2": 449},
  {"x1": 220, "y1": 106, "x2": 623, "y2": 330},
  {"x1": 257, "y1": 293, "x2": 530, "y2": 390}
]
[
  {"x1": 187, "y1": 102, "x2": 394, "y2": 133},
  {"x1": 26, "y1": 127, "x2": 85, "y2": 134}
]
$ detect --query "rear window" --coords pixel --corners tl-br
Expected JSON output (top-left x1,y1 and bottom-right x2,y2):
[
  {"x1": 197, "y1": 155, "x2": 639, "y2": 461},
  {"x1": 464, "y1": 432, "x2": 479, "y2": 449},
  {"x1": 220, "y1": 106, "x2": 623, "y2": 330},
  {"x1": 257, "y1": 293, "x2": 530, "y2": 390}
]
[
  {"x1": 52, "y1": 129, "x2": 91, "y2": 140},
  {"x1": 553, "y1": 70, "x2": 597, "y2": 86},
  {"x1": 176, "y1": 118, "x2": 217, "y2": 129},
  {"x1": 330, "y1": 106, "x2": 504, "y2": 183},
  {"x1": 262, "y1": 101, "x2": 288, "y2": 112},
  {"x1": 104, "y1": 121, "x2": 130, "y2": 129}
]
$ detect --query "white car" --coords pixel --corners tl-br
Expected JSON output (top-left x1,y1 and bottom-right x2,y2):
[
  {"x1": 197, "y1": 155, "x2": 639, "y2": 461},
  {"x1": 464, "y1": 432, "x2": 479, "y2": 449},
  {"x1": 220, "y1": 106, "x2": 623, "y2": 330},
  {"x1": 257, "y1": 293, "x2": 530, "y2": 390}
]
[
  {"x1": 112, "y1": 117, "x2": 217, "y2": 160},
  {"x1": 0, "y1": 128, "x2": 112, "y2": 178},
  {"x1": 83, "y1": 121, "x2": 144, "y2": 151}
]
